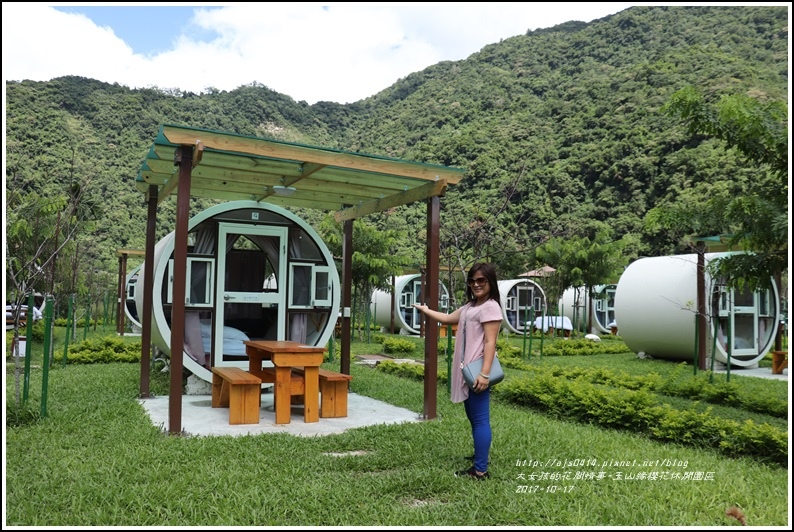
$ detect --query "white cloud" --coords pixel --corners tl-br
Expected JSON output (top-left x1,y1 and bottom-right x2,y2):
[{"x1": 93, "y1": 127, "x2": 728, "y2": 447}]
[{"x1": 2, "y1": 3, "x2": 635, "y2": 104}]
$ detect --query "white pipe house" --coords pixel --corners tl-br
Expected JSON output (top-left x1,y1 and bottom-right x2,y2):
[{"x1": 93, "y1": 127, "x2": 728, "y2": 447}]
[
  {"x1": 124, "y1": 263, "x2": 143, "y2": 330},
  {"x1": 370, "y1": 274, "x2": 450, "y2": 335},
  {"x1": 498, "y1": 279, "x2": 547, "y2": 334},
  {"x1": 559, "y1": 284, "x2": 617, "y2": 334},
  {"x1": 135, "y1": 200, "x2": 340, "y2": 383},
  {"x1": 615, "y1": 252, "x2": 779, "y2": 367}
]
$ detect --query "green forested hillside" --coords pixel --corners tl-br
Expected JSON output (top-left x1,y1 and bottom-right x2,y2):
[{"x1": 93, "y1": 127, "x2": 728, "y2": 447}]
[{"x1": 5, "y1": 5, "x2": 788, "y2": 309}]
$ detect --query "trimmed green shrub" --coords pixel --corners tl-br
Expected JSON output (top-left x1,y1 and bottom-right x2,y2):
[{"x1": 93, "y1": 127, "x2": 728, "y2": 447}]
[
  {"x1": 376, "y1": 359, "x2": 448, "y2": 383},
  {"x1": 513, "y1": 363, "x2": 786, "y2": 419},
  {"x1": 378, "y1": 358, "x2": 788, "y2": 466},
  {"x1": 382, "y1": 337, "x2": 415, "y2": 355},
  {"x1": 67, "y1": 337, "x2": 142, "y2": 364},
  {"x1": 371, "y1": 334, "x2": 387, "y2": 344},
  {"x1": 539, "y1": 338, "x2": 632, "y2": 357},
  {"x1": 28, "y1": 322, "x2": 46, "y2": 343}
]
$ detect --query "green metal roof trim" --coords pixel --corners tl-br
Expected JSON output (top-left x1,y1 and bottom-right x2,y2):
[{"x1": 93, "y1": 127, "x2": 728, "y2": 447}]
[{"x1": 136, "y1": 124, "x2": 466, "y2": 221}]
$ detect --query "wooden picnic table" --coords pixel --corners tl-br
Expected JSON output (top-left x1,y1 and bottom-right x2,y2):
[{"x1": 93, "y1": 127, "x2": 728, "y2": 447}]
[{"x1": 243, "y1": 340, "x2": 325, "y2": 424}]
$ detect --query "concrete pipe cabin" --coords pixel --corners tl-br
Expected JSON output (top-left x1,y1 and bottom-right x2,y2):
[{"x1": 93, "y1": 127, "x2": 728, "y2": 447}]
[
  {"x1": 124, "y1": 263, "x2": 143, "y2": 330},
  {"x1": 615, "y1": 252, "x2": 780, "y2": 367},
  {"x1": 559, "y1": 284, "x2": 617, "y2": 334},
  {"x1": 135, "y1": 200, "x2": 340, "y2": 383},
  {"x1": 370, "y1": 274, "x2": 450, "y2": 335},
  {"x1": 498, "y1": 279, "x2": 547, "y2": 334}
]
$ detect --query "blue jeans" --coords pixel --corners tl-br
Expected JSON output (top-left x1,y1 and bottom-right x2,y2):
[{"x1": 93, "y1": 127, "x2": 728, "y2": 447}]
[{"x1": 464, "y1": 387, "x2": 491, "y2": 472}]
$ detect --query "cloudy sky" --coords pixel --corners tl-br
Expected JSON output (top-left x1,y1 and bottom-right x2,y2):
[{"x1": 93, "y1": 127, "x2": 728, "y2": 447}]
[{"x1": 2, "y1": 2, "x2": 645, "y2": 105}]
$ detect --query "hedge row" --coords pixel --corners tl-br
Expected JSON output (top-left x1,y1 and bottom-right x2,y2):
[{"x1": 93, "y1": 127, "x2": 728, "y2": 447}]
[
  {"x1": 509, "y1": 364, "x2": 787, "y2": 419},
  {"x1": 375, "y1": 360, "x2": 787, "y2": 467},
  {"x1": 496, "y1": 374, "x2": 787, "y2": 467}
]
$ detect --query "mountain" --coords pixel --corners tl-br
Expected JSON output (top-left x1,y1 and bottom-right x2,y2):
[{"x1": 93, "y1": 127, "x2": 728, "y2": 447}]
[{"x1": 5, "y1": 5, "x2": 788, "y2": 302}]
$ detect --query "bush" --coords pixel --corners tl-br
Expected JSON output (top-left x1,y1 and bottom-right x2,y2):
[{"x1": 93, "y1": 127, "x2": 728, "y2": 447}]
[
  {"x1": 376, "y1": 357, "x2": 788, "y2": 466},
  {"x1": 376, "y1": 359, "x2": 424, "y2": 380},
  {"x1": 371, "y1": 334, "x2": 387, "y2": 344},
  {"x1": 499, "y1": 374, "x2": 787, "y2": 466},
  {"x1": 382, "y1": 337, "x2": 415, "y2": 355},
  {"x1": 66, "y1": 337, "x2": 142, "y2": 364},
  {"x1": 540, "y1": 338, "x2": 632, "y2": 357},
  {"x1": 28, "y1": 322, "x2": 46, "y2": 343}
]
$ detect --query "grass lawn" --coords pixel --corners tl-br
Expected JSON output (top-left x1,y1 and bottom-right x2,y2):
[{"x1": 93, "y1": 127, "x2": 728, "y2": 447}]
[{"x1": 4, "y1": 327, "x2": 790, "y2": 526}]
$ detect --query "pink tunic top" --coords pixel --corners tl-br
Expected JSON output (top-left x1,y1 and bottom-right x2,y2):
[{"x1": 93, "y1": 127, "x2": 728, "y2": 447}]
[{"x1": 450, "y1": 299, "x2": 502, "y2": 403}]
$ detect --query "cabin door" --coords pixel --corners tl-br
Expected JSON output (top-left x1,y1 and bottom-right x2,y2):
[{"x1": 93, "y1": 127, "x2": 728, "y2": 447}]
[
  {"x1": 215, "y1": 223, "x2": 288, "y2": 366},
  {"x1": 729, "y1": 284, "x2": 759, "y2": 357},
  {"x1": 516, "y1": 284, "x2": 537, "y2": 330}
]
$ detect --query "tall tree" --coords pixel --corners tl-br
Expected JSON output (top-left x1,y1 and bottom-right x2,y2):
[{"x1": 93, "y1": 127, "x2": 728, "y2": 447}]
[
  {"x1": 657, "y1": 86, "x2": 788, "y2": 291},
  {"x1": 535, "y1": 224, "x2": 631, "y2": 331}
]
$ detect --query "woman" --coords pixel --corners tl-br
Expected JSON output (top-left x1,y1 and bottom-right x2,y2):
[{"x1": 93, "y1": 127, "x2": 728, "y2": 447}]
[{"x1": 414, "y1": 262, "x2": 502, "y2": 480}]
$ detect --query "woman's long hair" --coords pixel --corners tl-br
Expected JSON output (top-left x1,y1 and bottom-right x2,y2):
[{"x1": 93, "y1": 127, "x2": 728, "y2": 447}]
[{"x1": 465, "y1": 262, "x2": 501, "y2": 306}]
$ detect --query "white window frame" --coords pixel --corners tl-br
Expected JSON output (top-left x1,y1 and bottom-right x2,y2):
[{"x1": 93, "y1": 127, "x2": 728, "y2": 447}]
[
  {"x1": 312, "y1": 266, "x2": 333, "y2": 307},
  {"x1": 289, "y1": 262, "x2": 315, "y2": 309},
  {"x1": 167, "y1": 257, "x2": 215, "y2": 307}
]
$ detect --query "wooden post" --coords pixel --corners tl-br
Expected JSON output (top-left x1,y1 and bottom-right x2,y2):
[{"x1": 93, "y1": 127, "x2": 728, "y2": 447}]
[
  {"x1": 340, "y1": 214, "x2": 353, "y2": 376},
  {"x1": 168, "y1": 145, "x2": 193, "y2": 434},
  {"x1": 117, "y1": 253, "x2": 126, "y2": 335},
  {"x1": 423, "y1": 196, "x2": 440, "y2": 420},
  {"x1": 696, "y1": 241, "x2": 707, "y2": 371},
  {"x1": 139, "y1": 186, "x2": 158, "y2": 398}
]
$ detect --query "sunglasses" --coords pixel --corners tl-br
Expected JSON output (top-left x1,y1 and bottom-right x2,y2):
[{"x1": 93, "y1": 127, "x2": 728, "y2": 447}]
[{"x1": 467, "y1": 277, "x2": 488, "y2": 286}]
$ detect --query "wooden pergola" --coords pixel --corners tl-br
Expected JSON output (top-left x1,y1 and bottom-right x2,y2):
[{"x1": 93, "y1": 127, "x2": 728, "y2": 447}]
[{"x1": 134, "y1": 124, "x2": 466, "y2": 434}]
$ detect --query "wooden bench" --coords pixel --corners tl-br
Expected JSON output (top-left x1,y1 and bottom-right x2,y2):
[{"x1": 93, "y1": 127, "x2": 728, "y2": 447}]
[
  {"x1": 439, "y1": 324, "x2": 458, "y2": 338},
  {"x1": 294, "y1": 368, "x2": 353, "y2": 418},
  {"x1": 258, "y1": 367, "x2": 306, "y2": 400},
  {"x1": 771, "y1": 350, "x2": 788, "y2": 375},
  {"x1": 211, "y1": 367, "x2": 262, "y2": 425}
]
